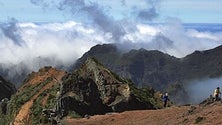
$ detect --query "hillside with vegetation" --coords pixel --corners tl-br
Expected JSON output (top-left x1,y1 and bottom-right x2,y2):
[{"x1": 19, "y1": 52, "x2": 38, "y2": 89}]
[
  {"x1": 4, "y1": 67, "x2": 66, "y2": 125},
  {"x1": 1, "y1": 58, "x2": 163, "y2": 125}
]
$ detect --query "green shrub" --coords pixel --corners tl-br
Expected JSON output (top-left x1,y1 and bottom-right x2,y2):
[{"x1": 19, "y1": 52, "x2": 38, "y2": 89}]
[
  {"x1": 6, "y1": 77, "x2": 54, "y2": 123},
  {"x1": 67, "y1": 111, "x2": 82, "y2": 119},
  {"x1": 31, "y1": 94, "x2": 45, "y2": 124},
  {"x1": 195, "y1": 116, "x2": 204, "y2": 124}
]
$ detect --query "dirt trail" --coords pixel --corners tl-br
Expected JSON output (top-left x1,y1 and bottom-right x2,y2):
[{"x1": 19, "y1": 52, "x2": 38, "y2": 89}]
[
  {"x1": 13, "y1": 68, "x2": 65, "y2": 125},
  {"x1": 64, "y1": 102, "x2": 222, "y2": 125}
]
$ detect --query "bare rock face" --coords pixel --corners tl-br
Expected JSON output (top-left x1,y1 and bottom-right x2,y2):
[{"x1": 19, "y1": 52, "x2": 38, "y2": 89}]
[{"x1": 58, "y1": 58, "x2": 156, "y2": 117}]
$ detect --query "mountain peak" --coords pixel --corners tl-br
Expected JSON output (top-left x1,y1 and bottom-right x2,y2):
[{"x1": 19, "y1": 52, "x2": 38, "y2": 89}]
[
  {"x1": 77, "y1": 57, "x2": 124, "y2": 85},
  {"x1": 60, "y1": 57, "x2": 158, "y2": 116}
]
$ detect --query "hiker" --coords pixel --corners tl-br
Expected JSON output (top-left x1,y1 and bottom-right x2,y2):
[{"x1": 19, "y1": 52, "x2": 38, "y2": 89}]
[
  {"x1": 163, "y1": 93, "x2": 169, "y2": 107},
  {"x1": 214, "y1": 87, "x2": 221, "y2": 101}
]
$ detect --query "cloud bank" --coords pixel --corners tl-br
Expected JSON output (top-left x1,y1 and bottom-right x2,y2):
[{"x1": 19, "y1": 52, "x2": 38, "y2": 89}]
[
  {"x1": 186, "y1": 78, "x2": 222, "y2": 104},
  {"x1": 0, "y1": 0, "x2": 222, "y2": 85},
  {"x1": 1, "y1": 19, "x2": 222, "y2": 84},
  {"x1": 1, "y1": 19, "x2": 221, "y2": 65}
]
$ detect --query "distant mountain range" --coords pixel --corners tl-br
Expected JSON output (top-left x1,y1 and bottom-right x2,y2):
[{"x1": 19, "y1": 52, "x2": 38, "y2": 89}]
[
  {"x1": 73, "y1": 44, "x2": 222, "y2": 91},
  {"x1": 1, "y1": 43, "x2": 222, "y2": 92}
]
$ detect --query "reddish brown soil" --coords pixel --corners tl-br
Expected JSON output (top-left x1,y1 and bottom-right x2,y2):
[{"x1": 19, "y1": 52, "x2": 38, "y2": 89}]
[
  {"x1": 64, "y1": 102, "x2": 222, "y2": 125},
  {"x1": 13, "y1": 68, "x2": 66, "y2": 125}
]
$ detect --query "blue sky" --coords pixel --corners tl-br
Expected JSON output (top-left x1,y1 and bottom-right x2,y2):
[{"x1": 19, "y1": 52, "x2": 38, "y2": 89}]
[
  {"x1": 0, "y1": 0, "x2": 222, "y2": 23},
  {"x1": 160, "y1": 0, "x2": 222, "y2": 23},
  {"x1": 1, "y1": 0, "x2": 222, "y2": 82}
]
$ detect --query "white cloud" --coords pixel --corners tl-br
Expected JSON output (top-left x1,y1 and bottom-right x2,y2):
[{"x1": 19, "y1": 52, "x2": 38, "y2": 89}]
[
  {"x1": 0, "y1": 21, "x2": 108, "y2": 68},
  {"x1": 1, "y1": 20, "x2": 222, "y2": 67},
  {"x1": 186, "y1": 77, "x2": 222, "y2": 104},
  {"x1": 1, "y1": 18, "x2": 222, "y2": 85},
  {"x1": 137, "y1": 24, "x2": 160, "y2": 36}
]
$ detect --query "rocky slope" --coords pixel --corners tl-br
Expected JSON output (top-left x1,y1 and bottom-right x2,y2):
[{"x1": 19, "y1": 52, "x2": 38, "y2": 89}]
[
  {"x1": 6, "y1": 66, "x2": 66, "y2": 125},
  {"x1": 59, "y1": 58, "x2": 159, "y2": 117},
  {"x1": 2, "y1": 58, "x2": 162, "y2": 125}
]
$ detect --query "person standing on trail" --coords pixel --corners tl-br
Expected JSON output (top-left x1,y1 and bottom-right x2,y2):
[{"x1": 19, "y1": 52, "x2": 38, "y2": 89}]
[
  {"x1": 163, "y1": 93, "x2": 169, "y2": 107},
  {"x1": 214, "y1": 87, "x2": 221, "y2": 101}
]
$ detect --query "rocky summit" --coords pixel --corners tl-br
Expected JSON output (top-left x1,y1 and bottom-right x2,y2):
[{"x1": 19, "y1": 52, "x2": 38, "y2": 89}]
[
  {"x1": 59, "y1": 58, "x2": 158, "y2": 117},
  {"x1": 1, "y1": 58, "x2": 160, "y2": 125}
]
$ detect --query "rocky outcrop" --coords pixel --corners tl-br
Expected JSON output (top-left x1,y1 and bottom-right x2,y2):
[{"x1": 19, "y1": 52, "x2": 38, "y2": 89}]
[
  {"x1": 199, "y1": 95, "x2": 220, "y2": 106},
  {"x1": 58, "y1": 58, "x2": 157, "y2": 117}
]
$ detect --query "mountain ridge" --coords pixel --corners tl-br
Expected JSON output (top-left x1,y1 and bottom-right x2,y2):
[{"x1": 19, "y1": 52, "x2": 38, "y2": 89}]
[
  {"x1": 74, "y1": 44, "x2": 222, "y2": 89},
  {"x1": 2, "y1": 58, "x2": 161, "y2": 124},
  {"x1": 1, "y1": 43, "x2": 222, "y2": 91}
]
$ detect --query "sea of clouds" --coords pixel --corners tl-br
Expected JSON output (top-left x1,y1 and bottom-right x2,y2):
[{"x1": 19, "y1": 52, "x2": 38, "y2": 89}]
[
  {"x1": 0, "y1": 0, "x2": 222, "y2": 96},
  {"x1": 1, "y1": 0, "x2": 221, "y2": 69},
  {"x1": 1, "y1": 19, "x2": 221, "y2": 70}
]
